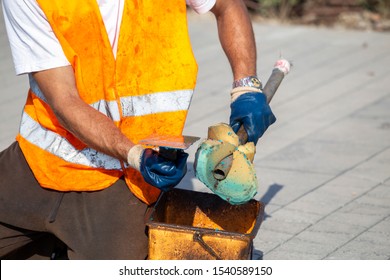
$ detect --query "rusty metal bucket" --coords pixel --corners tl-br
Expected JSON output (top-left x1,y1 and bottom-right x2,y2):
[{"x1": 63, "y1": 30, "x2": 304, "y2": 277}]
[{"x1": 146, "y1": 188, "x2": 264, "y2": 260}]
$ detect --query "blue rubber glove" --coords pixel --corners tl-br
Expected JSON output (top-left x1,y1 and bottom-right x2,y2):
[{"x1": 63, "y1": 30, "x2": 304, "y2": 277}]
[
  {"x1": 230, "y1": 92, "x2": 276, "y2": 145},
  {"x1": 140, "y1": 149, "x2": 188, "y2": 192}
]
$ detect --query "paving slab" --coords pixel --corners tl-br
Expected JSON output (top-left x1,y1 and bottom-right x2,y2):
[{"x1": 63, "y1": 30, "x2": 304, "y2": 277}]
[{"x1": 324, "y1": 216, "x2": 390, "y2": 260}]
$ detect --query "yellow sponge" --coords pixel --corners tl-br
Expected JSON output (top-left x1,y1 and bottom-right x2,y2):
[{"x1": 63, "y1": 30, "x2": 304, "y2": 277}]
[{"x1": 194, "y1": 123, "x2": 258, "y2": 205}]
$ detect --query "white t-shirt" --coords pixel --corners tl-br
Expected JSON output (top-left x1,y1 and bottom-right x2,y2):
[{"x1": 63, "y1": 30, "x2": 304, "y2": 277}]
[{"x1": 2, "y1": 0, "x2": 216, "y2": 75}]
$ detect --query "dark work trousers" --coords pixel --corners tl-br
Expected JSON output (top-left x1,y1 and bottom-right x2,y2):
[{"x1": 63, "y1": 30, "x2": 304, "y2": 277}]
[{"x1": 0, "y1": 142, "x2": 149, "y2": 260}]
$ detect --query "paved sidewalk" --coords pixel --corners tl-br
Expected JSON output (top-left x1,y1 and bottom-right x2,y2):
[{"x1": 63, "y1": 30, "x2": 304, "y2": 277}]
[{"x1": 1, "y1": 9, "x2": 389, "y2": 260}]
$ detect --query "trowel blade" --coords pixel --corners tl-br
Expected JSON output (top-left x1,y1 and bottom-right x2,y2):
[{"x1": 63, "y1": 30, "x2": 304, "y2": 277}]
[{"x1": 139, "y1": 134, "x2": 200, "y2": 150}]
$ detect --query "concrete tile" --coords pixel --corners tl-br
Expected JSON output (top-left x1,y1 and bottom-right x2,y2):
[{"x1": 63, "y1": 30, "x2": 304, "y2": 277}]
[
  {"x1": 353, "y1": 95, "x2": 390, "y2": 121},
  {"x1": 342, "y1": 203, "x2": 389, "y2": 221},
  {"x1": 262, "y1": 203, "x2": 283, "y2": 218},
  {"x1": 263, "y1": 238, "x2": 326, "y2": 260},
  {"x1": 258, "y1": 207, "x2": 322, "y2": 236},
  {"x1": 252, "y1": 168, "x2": 332, "y2": 207},
  {"x1": 257, "y1": 138, "x2": 380, "y2": 175},
  {"x1": 325, "y1": 248, "x2": 389, "y2": 260},
  {"x1": 285, "y1": 175, "x2": 380, "y2": 216},
  {"x1": 264, "y1": 248, "x2": 323, "y2": 260},
  {"x1": 326, "y1": 232, "x2": 390, "y2": 260},
  {"x1": 291, "y1": 220, "x2": 366, "y2": 259},
  {"x1": 306, "y1": 217, "x2": 367, "y2": 237},
  {"x1": 368, "y1": 216, "x2": 390, "y2": 233},
  {"x1": 325, "y1": 211, "x2": 387, "y2": 229},
  {"x1": 355, "y1": 187, "x2": 390, "y2": 209},
  {"x1": 310, "y1": 113, "x2": 390, "y2": 150},
  {"x1": 253, "y1": 228, "x2": 294, "y2": 256},
  {"x1": 346, "y1": 148, "x2": 390, "y2": 184},
  {"x1": 325, "y1": 215, "x2": 390, "y2": 260}
]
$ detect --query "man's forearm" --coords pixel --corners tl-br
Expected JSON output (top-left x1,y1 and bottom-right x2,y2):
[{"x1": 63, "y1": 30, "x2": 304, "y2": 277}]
[
  {"x1": 32, "y1": 66, "x2": 133, "y2": 163},
  {"x1": 211, "y1": 0, "x2": 257, "y2": 81}
]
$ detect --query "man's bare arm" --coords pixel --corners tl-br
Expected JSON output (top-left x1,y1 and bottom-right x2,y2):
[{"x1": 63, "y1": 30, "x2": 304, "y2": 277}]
[
  {"x1": 211, "y1": 0, "x2": 257, "y2": 80},
  {"x1": 32, "y1": 66, "x2": 134, "y2": 162}
]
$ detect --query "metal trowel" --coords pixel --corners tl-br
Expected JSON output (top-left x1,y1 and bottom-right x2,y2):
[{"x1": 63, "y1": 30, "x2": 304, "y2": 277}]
[{"x1": 139, "y1": 134, "x2": 200, "y2": 160}]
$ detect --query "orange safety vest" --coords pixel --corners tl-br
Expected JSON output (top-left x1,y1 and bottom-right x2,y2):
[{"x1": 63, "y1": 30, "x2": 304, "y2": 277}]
[{"x1": 17, "y1": 0, "x2": 198, "y2": 205}]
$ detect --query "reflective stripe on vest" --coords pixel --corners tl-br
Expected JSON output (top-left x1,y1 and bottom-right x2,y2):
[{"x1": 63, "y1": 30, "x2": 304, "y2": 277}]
[
  {"x1": 20, "y1": 111, "x2": 122, "y2": 170},
  {"x1": 121, "y1": 89, "x2": 193, "y2": 117},
  {"x1": 30, "y1": 75, "x2": 193, "y2": 122}
]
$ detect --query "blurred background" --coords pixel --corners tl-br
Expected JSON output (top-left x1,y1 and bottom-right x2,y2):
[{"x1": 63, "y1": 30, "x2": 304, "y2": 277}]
[{"x1": 243, "y1": 0, "x2": 390, "y2": 31}]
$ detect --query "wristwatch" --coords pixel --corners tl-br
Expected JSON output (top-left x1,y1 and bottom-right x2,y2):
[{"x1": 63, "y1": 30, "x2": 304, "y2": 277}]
[{"x1": 232, "y1": 76, "x2": 263, "y2": 90}]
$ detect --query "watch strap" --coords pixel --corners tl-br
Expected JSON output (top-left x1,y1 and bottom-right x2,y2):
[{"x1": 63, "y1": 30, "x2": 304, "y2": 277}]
[{"x1": 232, "y1": 76, "x2": 263, "y2": 90}]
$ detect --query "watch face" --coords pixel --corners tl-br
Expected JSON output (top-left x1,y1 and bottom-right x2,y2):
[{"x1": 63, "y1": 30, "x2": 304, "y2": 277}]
[{"x1": 250, "y1": 77, "x2": 261, "y2": 88}]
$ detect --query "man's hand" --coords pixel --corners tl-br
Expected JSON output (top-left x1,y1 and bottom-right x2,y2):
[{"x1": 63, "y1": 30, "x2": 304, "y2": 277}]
[
  {"x1": 127, "y1": 145, "x2": 188, "y2": 191},
  {"x1": 229, "y1": 91, "x2": 276, "y2": 145}
]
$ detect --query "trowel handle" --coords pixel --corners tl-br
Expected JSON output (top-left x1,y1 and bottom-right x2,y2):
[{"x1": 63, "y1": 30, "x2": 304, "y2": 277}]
[
  {"x1": 263, "y1": 66, "x2": 288, "y2": 104},
  {"x1": 236, "y1": 62, "x2": 290, "y2": 145},
  {"x1": 236, "y1": 125, "x2": 249, "y2": 145}
]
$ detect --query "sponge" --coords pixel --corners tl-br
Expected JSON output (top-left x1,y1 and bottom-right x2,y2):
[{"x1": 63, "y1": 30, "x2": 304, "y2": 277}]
[{"x1": 194, "y1": 123, "x2": 258, "y2": 205}]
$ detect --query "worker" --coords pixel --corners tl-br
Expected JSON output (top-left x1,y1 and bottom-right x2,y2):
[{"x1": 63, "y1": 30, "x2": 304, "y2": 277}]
[{"x1": 0, "y1": 0, "x2": 276, "y2": 259}]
